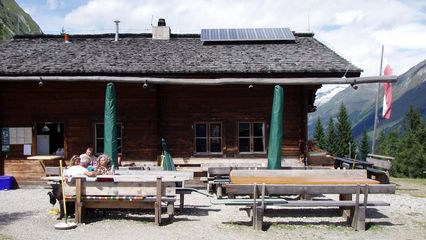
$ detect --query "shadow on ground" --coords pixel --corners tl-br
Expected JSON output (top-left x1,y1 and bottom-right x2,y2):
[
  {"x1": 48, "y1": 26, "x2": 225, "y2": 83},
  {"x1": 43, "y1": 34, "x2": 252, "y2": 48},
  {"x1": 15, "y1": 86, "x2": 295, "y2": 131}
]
[{"x1": 0, "y1": 211, "x2": 36, "y2": 228}]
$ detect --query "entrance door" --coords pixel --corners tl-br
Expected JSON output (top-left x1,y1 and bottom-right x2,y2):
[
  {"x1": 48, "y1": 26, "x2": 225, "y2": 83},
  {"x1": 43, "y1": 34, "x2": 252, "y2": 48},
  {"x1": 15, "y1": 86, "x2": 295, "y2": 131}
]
[
  {"x1": 37, "y1": 135, "x2": 49, "y2": 155},
  {"x1": 36, "y1": 123, "x2": 64, "y2": 156}
]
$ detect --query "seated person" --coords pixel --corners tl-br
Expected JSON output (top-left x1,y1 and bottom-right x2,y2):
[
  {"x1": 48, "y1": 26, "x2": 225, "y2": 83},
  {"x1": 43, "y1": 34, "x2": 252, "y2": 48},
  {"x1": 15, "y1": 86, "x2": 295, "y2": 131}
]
[
  {"x1": 69, "y1": 155, "x2": 80, "y2": 166},
  {"x1": 81, "y1": 155, "x2": 96, "y2": 172},
  {"x1": 79, "y1": 147, "x2": 97, "y2": 166},
  {"x1": 65, "y1": 156, "x2": 97, "y2": 177},
  {"x1": 96, "y1": 154, "x2": 113, "y2": 175}
]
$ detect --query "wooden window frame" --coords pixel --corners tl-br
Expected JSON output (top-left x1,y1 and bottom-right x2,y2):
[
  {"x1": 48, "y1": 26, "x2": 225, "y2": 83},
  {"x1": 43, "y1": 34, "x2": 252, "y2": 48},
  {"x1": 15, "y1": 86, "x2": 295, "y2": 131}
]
[
  {"x1": 94, "y1": 122, "x2": 123, "y2": 155},
  {"x1": 238, "y1": 121, "x2": 266, "y2": 154},
  {"x1": 194, "y1": 122, "x2": 223, "y2": 154}
]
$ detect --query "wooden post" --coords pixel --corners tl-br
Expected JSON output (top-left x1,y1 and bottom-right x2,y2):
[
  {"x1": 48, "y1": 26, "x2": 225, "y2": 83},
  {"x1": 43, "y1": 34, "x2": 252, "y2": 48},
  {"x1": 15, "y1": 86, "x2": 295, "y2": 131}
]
[
  {"x1": 217, "y1": 184, "x2": 223, "y2": 198},
  {"x1": 75, "y1": 177, "x2": 84, "y2": 224},
  {"x1": 252, "y1": 184, "x2": 264, "y2": 230},
  {"x1": 167, "y1": 201, "x2": 175, "y2": 219},
  {"x1": 339, "y1": 193, "x2": 352, "y2": 222},
  {"x1": 155, "y1": 177, "x2": 162, "y2": 225},
  {"x1": 354, "y1": 185, "x2": 368, "y2": 231},
  {"x1": 351, "y1": 185, "x2": 361, "y2": 230},
  {"x1": 179, "y1": 192, "x2": 184, "y2": 212}
]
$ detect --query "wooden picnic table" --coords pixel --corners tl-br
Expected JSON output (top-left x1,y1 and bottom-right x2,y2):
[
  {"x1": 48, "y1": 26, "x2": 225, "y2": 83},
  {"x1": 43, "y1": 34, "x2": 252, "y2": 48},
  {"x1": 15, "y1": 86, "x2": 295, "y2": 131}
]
[{"x1": 27, "y1": 155, "x2": 63, "y2": 172}]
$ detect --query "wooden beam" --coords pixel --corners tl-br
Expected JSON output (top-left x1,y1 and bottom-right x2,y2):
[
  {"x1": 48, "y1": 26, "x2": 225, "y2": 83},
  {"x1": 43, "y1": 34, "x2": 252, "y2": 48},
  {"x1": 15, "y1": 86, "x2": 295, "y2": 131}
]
[{"x1": 0, "y1": 75, "x2": 398, "y2": 85}]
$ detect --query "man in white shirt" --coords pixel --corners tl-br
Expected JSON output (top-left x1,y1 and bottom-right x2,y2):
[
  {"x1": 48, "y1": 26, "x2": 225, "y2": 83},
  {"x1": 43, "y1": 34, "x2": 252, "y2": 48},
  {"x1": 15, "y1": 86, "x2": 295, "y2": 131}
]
[
  {"x1": 65, "y1": 156, "x2": 97, "y2": 177},
  {"x1": 79, "y1": 147, "x2": 97, "y2": 166}
]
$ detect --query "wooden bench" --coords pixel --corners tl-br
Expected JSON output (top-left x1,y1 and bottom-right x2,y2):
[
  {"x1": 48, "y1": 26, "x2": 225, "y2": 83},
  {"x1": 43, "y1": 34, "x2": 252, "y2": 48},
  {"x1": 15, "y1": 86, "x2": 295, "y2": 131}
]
[
  {"x1": 200, "y1": 163, "x2": 264, "y2": 197},
  {"x1": 114, "y1": 170, "x2": 194, "y2": 210},
  {"x1": 366, "y1": 154, "x2": 394, "y2": 184},
  {"x1": 63, "y1": 175, "x2": 190, "y2": 225},
  {"x1": 215, "y1": 169, "x2": 395, "y2": 231}
]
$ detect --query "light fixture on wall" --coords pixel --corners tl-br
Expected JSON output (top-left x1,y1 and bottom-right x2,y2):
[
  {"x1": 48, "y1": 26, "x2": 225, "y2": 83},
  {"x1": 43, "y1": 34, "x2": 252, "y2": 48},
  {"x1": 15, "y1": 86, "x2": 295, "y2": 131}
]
[
  {"x1": 143, "y1": 80, "x2": 148, "y2": 89},
  {"x1": 57, "y1": 123, "x2": 61, "y2": 133},
  {"x1": 38, "y1": 77, "x2": 44, "y2": 87},
  {"x1": 42, "y1": 123, "x2": 50, "y2": 132}
]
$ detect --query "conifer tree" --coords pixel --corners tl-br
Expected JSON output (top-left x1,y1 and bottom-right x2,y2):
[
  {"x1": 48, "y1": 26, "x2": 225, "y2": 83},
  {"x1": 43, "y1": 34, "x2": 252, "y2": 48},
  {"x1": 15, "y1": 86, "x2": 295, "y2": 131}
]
[
  {"x1": 313, "y1": 118, "x2": 326, "y2": 150},
  {"x1": 326, "y1": 116, "x2": 337, "y2": 156},
  {"x1": 378, "y1": 106, "x2": 426, "y2": 178},
  {"x1": 335, "y1": 103, "x2": 355, "y2": 158},
  {"x1": 359, "y1": 130, "x2": 369, "y2": 161}
]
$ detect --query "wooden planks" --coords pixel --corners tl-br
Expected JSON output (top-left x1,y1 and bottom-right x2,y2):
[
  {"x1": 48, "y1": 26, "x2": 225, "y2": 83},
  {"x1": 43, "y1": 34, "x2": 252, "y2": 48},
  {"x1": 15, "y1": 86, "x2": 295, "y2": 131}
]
[
  {"x1": 225, "y1": 184, "x2": 396, "y2": 195},
  {"x1": 230, "y1": 176, "x2": 380, "y2": 185},
  {"x1": 230, "y1": 169, "x2": 368, "y2": 179}
]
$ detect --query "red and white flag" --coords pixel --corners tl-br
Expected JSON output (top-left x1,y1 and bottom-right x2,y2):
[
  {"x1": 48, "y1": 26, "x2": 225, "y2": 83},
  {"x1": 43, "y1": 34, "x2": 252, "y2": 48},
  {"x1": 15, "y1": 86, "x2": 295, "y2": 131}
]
[{"x1": 382, "y1": 64, "x2": 393, "y2": 119}]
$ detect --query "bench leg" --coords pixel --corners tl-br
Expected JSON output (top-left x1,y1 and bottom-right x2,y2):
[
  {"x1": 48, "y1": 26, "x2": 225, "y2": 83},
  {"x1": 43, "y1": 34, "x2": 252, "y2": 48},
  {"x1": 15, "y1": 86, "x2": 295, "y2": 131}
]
[
  {"x1": 339, "y1": 194, "x2": 353, "y2": 221},
  {"x1": 179, "y1": 193, "x2": 184, "y2": 212},
  {"x1": 155, "y1": 177, "x2": 162, "y2": 226},
  {"x1": 252, "y1": 206, "x2": 264, "y2": 231},
  {"x1": 167, "y1": 201, "x2": 175, "y2": 217},
  {"x1": 352, "y1": 206, "x2": 366, "y2": 231},
  {"x1": 216, "y1": 185, "x2": 223, "y2": 198}
]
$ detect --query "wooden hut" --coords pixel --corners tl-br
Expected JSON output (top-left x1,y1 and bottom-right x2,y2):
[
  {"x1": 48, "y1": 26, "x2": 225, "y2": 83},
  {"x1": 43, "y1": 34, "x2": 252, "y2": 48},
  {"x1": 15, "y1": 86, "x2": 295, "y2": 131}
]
[{"x1": 0, "y1": 22, "x2": 366, "y2": 185}]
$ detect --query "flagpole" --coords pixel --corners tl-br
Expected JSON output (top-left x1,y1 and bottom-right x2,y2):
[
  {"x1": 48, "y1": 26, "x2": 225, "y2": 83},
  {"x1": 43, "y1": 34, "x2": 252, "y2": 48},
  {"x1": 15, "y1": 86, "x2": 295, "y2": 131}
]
[{"x1": 372, "y1": 45, "x2": 384, "y2": 154}]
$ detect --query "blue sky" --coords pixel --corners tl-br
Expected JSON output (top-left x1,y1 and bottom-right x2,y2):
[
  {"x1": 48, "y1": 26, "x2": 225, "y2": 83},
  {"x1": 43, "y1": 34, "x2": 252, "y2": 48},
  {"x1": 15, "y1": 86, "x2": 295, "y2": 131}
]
[{"x1": 16, "y1": 0, "x2": 426, "y2": 81}]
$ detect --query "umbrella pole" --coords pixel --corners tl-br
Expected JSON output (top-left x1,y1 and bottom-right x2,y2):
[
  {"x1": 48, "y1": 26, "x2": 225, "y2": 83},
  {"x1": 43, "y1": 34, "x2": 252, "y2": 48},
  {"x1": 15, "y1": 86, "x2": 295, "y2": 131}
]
[{"x1": 54, "y1": 160, "x2": 77, "y2": 230}]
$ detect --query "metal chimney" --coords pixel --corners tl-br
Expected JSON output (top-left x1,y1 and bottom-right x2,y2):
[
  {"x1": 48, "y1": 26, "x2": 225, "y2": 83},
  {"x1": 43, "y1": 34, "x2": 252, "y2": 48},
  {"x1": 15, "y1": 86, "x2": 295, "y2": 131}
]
[
  {"x1": 158, "y1": 18, "x2": 166, "y2": 26},
  {"x1": 114, "y1": 20, "x2": 120, "y2": 42}
]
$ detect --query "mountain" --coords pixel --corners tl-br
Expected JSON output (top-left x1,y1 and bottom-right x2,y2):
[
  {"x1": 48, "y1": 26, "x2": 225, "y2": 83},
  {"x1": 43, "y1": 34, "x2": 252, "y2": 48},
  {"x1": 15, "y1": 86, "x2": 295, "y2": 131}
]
[
  {"x1": 0, "y1": 0, "x2": 42, "y2": 41},
  {"x1": 308, "y1": 59, "x2": 426, "y2": 140},
  {"x1": 314, "y1": 85, "x2": 348, "y2": 106}
]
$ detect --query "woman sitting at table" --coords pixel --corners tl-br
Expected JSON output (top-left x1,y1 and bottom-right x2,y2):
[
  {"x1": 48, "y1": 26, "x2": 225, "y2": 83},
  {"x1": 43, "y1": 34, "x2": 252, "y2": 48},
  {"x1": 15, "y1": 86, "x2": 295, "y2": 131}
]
[
  {"x1": 95, "y1": 154, "x2": 113, "y2": 175},
  {"x1": 69, "y1": 155, "x2": 80, "y2": 166}
]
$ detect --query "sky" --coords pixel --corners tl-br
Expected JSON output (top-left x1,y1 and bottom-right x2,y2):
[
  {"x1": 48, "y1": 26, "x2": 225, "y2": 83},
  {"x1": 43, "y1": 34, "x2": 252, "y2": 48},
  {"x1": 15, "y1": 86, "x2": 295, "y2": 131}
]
[{"x1": 16, "y1": 0, "x2": 426, "y2": 89}]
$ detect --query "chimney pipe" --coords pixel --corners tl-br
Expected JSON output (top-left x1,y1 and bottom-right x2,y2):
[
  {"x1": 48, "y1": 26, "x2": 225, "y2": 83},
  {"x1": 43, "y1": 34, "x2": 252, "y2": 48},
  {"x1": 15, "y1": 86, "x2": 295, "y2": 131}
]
[
  {"x1": 114, "y1": 20, "x2": 120, "y2": 42},
  {"x1": 158, "y1": 18, "x2": 166, "y2": 26}
]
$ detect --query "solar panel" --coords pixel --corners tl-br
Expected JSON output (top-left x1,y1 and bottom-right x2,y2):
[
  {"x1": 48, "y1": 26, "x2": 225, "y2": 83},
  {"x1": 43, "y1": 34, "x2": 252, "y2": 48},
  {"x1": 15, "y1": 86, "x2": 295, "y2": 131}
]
[{"x1": 200, "y1": 28, "x2": 295, "y2": 42}]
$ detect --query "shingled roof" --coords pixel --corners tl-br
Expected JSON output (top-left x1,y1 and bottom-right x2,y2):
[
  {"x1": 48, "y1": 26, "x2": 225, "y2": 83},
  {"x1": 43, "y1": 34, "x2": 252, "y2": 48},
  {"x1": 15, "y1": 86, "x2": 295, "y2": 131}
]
[{"x1": 0, "y1": 33, "x2": 362, "y2": 77}]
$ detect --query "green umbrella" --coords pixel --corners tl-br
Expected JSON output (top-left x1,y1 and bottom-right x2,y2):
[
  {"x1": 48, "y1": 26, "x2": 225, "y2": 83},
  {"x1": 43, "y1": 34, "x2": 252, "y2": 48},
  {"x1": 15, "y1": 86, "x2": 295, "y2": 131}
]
[
  {"x1": 104, "y1": 82, "x2": 118, "y2": 170},
  {"x1": 267, "y1": 85, "x2": 284, "y2": 169},
  {"x1": 161, "y1": 138, "x2": 176, "y2": 171}
]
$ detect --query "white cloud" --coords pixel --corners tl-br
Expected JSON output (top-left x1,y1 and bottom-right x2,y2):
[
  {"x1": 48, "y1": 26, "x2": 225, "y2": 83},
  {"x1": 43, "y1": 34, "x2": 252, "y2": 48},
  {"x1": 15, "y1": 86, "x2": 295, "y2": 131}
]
[
  {"x1": 32, "y1": 0, "x2": 426, "y2": 76},
  {"x1": 47, "y1": 0, "x2": 61, "y2": 10}
]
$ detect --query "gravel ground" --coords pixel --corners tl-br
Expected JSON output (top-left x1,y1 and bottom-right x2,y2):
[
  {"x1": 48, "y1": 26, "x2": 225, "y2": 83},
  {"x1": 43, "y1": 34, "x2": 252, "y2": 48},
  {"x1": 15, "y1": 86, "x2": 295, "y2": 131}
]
[{"x1": 1, "y1": 182, "x2": 425, "y2": 240}]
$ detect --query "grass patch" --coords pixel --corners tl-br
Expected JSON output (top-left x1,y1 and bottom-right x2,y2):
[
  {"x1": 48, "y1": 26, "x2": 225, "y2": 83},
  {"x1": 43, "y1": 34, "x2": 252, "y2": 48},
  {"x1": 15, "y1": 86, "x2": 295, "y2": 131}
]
[
  {"x1": 325, "y1": 224, "x2": 349, "y2": 231},
  {"x1": 367, "y1": 223, "x2": 384, "y2": 231},
  {"x1": 391, "y1": 177, "x2": 426, "y2": 198},
  {"x1": 0, "y1": 234, "x2": 14, "y2": 240},
  {"x1": 391, "y1": 177, "x2": 426, "y2": 185}
]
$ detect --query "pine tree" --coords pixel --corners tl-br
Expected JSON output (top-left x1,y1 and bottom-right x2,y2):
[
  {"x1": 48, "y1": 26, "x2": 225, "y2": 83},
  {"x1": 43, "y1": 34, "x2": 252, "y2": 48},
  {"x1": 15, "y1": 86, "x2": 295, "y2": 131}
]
[
  {"x1": 378, "y1": 107, "x2": 426, "y2": 178},
  {"x1": 335, "y1": 103, "x2": 355, "y2": 158},
  {"x1": 359, "y1": 130, "x2": 369, "y2": 161},
  {"x1": 313, "y1": 118, "x2": 326, "y2": 150},
  {"x1": 326, "y1": 116, "x2": 337, "y2": 156}
]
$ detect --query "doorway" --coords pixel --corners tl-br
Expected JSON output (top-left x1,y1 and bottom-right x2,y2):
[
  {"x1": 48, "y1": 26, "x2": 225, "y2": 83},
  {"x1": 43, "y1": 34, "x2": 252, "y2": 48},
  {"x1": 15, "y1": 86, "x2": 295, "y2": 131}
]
[{"x1": 36, "y1": 122, "x2": 64, "y2": 156}]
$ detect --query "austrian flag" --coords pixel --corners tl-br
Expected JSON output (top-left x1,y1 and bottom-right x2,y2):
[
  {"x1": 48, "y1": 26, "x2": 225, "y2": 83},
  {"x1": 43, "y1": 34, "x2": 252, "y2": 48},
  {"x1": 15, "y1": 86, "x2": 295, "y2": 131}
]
[{"x1": 382, "y1": 64, "x2": 393, "y2": 119}]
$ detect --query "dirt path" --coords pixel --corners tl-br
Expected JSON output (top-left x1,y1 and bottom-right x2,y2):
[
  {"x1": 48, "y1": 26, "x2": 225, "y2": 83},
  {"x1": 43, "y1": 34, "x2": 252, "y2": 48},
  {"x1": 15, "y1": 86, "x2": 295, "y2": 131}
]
[{"x1": 0, "y1": 178, "x2": 425, "y2": 240}]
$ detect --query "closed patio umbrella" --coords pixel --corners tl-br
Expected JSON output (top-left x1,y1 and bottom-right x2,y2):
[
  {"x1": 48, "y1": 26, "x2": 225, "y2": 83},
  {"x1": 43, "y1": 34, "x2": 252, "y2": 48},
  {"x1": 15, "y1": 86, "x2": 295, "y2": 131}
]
[
  {"x1": 267, "y1": 85, "x2": 284, "y2": 169},
  {"x1": 161, "y1": 138, "x2": 176, "y2": 171},
  {"x1": 104, "y1": 82, "x2": 118, "y2": 170}
]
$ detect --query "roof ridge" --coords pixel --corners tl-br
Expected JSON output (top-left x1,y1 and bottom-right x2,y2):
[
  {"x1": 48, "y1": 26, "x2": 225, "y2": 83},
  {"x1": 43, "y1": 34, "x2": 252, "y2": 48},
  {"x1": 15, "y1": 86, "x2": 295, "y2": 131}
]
[{"x1": 13, "y1": 33, "x2": 201, "y2": 40}]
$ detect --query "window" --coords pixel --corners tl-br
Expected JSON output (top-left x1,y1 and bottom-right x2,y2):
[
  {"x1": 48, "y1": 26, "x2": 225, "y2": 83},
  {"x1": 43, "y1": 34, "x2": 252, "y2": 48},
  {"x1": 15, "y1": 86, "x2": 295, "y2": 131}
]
[
  {"x1": 95, "y1": 123, "x2": 122, "y2": 154},
  {"x1": 195, "y1": 122, "x2": 222, "y2": 153},
  {"x1": 238, "y1": 122, "x2": 265, "y2": 153}
]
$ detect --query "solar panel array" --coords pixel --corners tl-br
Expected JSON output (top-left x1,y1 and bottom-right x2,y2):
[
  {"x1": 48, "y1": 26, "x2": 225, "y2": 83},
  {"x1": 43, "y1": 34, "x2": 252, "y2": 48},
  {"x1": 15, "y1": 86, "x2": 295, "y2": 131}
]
[{"x1": 200, "y1": 28, "x2": 295, "y2": 42}]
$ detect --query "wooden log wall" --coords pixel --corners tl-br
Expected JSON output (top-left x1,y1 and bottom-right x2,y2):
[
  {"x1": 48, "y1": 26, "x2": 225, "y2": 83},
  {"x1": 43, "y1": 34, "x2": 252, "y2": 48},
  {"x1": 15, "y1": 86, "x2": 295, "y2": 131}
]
[{"x1": 0, "y1": 82, "x2": 309, "y2": 185}]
